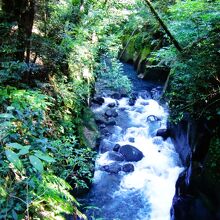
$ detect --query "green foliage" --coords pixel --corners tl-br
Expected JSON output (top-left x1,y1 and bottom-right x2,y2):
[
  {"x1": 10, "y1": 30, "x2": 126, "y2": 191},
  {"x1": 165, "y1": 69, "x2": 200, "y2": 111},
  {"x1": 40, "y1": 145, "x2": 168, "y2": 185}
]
[
  {"x1": 165, "y1": 33, "x2": 220, "y2": 122},
  {"x1": 0, "y1": 61, "x2": 30, "y2": 84},
  {"x1": 145, "y1": 0, "x2": 220, "y2": 122},
  {"x1": 0, "y1": 86, "x2": 91, "y2": 219},
  {"x1": 98, "y1": 57, "x2": 132, "y2": 94},
  {"x1": 205, "y1": 133, "x2": 220, "y2": 183},
  {"x1": 50, "y1": 136, "x2": 96, "y2": 190},
  {"x1": 166, "y1": 0, "x2": 220, "y2": 45}
]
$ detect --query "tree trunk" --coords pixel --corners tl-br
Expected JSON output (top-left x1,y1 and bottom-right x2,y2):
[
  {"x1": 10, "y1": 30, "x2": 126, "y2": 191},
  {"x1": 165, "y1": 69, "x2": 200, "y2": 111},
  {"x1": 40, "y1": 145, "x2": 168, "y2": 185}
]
[
  {"x1": 144, "y1": 0, "x2": 182, "y2": 52},
  {"x1": 43, "y1": 0, "x2": 49, "y2": 36},
  {"x1": 16, "y1": 0, "x2": 35, "y2": 63}
]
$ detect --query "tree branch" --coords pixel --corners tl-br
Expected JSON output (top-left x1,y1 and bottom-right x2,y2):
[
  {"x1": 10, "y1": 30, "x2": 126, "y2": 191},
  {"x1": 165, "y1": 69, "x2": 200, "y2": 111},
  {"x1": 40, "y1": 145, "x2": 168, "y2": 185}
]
[{"x1": 144, "y1": 0, "x2": 182, "y2": 52}]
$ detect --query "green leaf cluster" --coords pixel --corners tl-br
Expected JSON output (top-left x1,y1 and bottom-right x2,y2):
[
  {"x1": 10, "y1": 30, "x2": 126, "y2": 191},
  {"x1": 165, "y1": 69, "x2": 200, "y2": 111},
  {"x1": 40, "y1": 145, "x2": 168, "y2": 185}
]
[{"x1": 0, "y1": 86, "x2": 93, "y2": 219}]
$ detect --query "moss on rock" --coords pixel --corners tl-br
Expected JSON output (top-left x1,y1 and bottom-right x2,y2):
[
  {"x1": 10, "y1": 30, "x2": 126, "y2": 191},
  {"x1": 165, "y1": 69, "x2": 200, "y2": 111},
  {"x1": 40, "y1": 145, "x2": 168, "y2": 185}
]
[{"x1": 79, "y1": 107, "x2": 100, "y2": 149}]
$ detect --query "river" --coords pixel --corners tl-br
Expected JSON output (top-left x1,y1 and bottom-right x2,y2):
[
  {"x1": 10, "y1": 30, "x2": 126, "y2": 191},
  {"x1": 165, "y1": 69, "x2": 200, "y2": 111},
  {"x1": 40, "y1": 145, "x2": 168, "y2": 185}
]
[{"x1": 80, "y1": 63, "x2": 183, "y2": 220}]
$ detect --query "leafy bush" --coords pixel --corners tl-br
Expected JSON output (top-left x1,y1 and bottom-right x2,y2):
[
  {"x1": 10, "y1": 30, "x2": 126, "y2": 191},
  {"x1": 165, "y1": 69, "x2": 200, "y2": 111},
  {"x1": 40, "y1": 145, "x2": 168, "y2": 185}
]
[
  {"x1": 147, "y1": 0, "x2": 220, "y2": 122},
  {"x1": 205, "y1": 132, "x2": 220, "y2": 184},
  {"x1": 0, "y1": 87, "x2": 92, "y2": 219}
]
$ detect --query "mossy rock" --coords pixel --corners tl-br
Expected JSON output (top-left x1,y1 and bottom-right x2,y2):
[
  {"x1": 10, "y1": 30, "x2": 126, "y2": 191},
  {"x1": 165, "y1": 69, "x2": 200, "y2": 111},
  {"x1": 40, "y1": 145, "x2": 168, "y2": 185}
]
[
  {"x1": 121, "y1": 35, "x2": 136, "y2": 63},
  {"x1": 140, "y1": 47, "x2": 151, "y2": 61},
  {"x1": 79, "y1": 107, "x2": 100, "y2": 149},
  {"x1": 136, "y1": 47, "x2": 151, "y2": 73}
]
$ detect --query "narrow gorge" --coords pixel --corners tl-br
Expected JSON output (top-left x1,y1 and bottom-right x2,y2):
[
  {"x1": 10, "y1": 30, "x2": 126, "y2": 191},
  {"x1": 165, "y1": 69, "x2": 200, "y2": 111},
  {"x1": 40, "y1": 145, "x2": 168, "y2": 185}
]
[{"x1": 78, "y1": 63, "x2": 183, "y2": 219}]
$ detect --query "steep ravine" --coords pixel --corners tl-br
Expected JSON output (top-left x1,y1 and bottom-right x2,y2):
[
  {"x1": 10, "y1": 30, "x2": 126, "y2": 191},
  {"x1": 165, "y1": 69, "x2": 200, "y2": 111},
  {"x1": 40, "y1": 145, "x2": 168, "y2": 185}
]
[{"x1": 78, "y1": 63, "x2": 184, "y2": 220}]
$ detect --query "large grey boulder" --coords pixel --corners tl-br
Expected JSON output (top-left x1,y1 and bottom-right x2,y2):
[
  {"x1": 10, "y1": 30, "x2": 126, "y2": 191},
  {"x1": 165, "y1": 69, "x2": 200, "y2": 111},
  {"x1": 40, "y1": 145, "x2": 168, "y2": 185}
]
[{"x1": 119, "y1": 144, "x2": 144, "y2": 162}]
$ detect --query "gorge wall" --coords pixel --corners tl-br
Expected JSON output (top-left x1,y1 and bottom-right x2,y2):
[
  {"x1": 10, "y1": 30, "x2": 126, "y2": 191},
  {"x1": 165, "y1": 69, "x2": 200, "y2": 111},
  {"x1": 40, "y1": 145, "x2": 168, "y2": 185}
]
[{"x1": 169, "y1": 118, "x2": 220, "y2": 220}]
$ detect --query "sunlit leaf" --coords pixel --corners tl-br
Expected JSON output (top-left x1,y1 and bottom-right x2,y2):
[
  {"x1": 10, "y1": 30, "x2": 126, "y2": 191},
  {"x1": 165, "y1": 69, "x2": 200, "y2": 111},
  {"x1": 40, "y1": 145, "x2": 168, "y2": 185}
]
[
  {"x1": 34, "y1": 151, "x2": 56, "y2": 163},
  {"x1": 0, "y1": 113, "x2": 15, "y2": 119},
  {"x1": 5, "y1": 150, "x2": 23, "y2": 170},
  {"x1": 6, "y1": 143, "x2": 24, "y2": 150},
  {"x1": 29, "y1": 155, "x2": 44, "y2": 172},
  {"x1": 18, "y1": 148, "x2": 30, "y2": 155},
  {"x1": 7, "y1": 106, "x2": 15, "y2": 111}
]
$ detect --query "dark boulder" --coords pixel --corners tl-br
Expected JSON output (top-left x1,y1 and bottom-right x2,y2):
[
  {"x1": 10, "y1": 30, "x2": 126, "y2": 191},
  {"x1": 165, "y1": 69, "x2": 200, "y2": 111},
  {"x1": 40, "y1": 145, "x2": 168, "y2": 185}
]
[
  {"x1": 113, "y1": 144, "x2": 121, "y2": 152},
  {"x1": 119, "y1": 144, "x2": 144, "y2": 162},
  {"x1": 111, "y1": 93, "x2": 121, "y2": 100},
  {"x1": 128, "y1": 93, "x2": 137, "y2": 106},
  {"x1": 105, "y1": 120, "x2": 116, "y2": 126},
  {"x1": 119, "y1": 107, "x2": 126, "y2": 111},
  {"x1": 156, "y1": 128, "x2": 170, "y2": 140},
  {"x1": 99, "y1": 124, "x2": 106, "y2": 129},
  {"x1": 95, "y1": 118, "x2": 106, "y2": 124},
  {"x1": 128, "y1": 97, "x2": 136, "y2": 106},
  {"x1": 105, "y1": 109, "x2": 118, "y2": 118},
  {"x1": 128, "y1": 137, "x2": 135, "y2": 143},
  {"x1": 142, "y1": 65, "x2": 170, "y2": 84},
  {"x1": 100, "y1": 128, "x2": 111, "y2": 137},
  {"x1": 100, "y1": 162, "x2": 122, "y2": 174},
  {"x1": 108, "y1": 151, "x2": 124, "y2": 161},
  {"x1": 92, "y1": 96, "x2": 105, "y2": 105},
  {"x1": 122, "y1": 163, "x2": 134, "y2": 172},
  {"x1": 121, "y1": 93, "x2": 128, "y2": 98},
  {"x1": 99, "y1": 139, "x2": 115, "y2": 153},
  {"x1": 108, "y1": 102, "x2": 116, "y2": 108}
]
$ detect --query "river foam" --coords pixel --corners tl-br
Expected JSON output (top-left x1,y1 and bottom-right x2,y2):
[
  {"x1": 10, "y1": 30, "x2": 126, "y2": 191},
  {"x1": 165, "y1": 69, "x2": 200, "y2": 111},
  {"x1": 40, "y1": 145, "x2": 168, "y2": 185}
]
[{"x1": 84, "y1": 91, "x2": 183, "y2": 220}]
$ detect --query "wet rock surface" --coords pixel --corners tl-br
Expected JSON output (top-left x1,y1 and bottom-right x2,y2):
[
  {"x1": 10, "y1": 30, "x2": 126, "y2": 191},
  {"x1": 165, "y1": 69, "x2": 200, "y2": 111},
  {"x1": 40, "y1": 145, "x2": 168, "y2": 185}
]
[
  {"x1": 108, "y1": 151, "x2": 125, "y2": 161},
  {"x1": 92, "y1": 96, "x2": 105, "y2": 105},
  {"x1": 105, "y1": 109, "x2": 118, "y2": 118},
  {"x1": 156, "y1": 128, "x2": 170, "y2": 140},
  {"x1": 100, "y1": 162, "x2": 122, "y2": 174},
  {"x1": 119, "y1": 144, "x2": 144, "y2": 162},
  {"x1": 169, "y1": 119, "x2": 220, "y2": 220},
  {"x1": 122, "y1": 163, "x2": 134, "y2": 172}
]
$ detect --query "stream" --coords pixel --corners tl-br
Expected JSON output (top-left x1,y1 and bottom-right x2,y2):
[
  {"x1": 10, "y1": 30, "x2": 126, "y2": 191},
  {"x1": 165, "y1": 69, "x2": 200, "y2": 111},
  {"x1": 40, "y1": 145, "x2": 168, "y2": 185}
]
[{"x1": 81, "y1": 64, "x2": 183, "y2": 220}]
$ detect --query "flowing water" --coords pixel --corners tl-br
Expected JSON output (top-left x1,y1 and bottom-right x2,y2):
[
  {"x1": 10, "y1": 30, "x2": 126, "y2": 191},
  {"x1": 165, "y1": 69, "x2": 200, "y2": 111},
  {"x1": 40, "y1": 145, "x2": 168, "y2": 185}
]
[{"x1": 81, "y1": 64, "x2": 183, "y2": 220}]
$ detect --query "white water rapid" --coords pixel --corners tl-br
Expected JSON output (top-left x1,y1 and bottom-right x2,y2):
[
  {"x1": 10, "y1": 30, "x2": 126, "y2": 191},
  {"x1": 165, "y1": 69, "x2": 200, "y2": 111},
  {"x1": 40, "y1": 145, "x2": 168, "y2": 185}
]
[{"x1": 83, "y1": 93, "x2": 183, "y2": 220}]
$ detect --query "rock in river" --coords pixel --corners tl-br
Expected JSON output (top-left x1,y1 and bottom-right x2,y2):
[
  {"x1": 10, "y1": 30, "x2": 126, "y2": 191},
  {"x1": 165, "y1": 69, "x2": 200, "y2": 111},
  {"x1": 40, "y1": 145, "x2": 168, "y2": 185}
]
[
  {"x1": 105, "y1": 109, "x2": 118, "y2": 117},
  {"x1": 119, "y1": 144, "x2": 144, "y2": 162},
  {"x1": 156, "y1": 128, "x2": 170, "y2": 140},
  {"x1": 92, "y1": 96, "x2": 105, "y2": 105},
  {"x1": 100, "y1": 162, "x2": 122, "y2": 174},
  {"x1": 113, "y1": 144, "x2": 121, "y2": 152},
  {"x1": 122, "y1": 163, "x2": 134, "y2": 172},
  {"x1": 108, "y1": 151, "x2": 124, "y2": 161}
]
